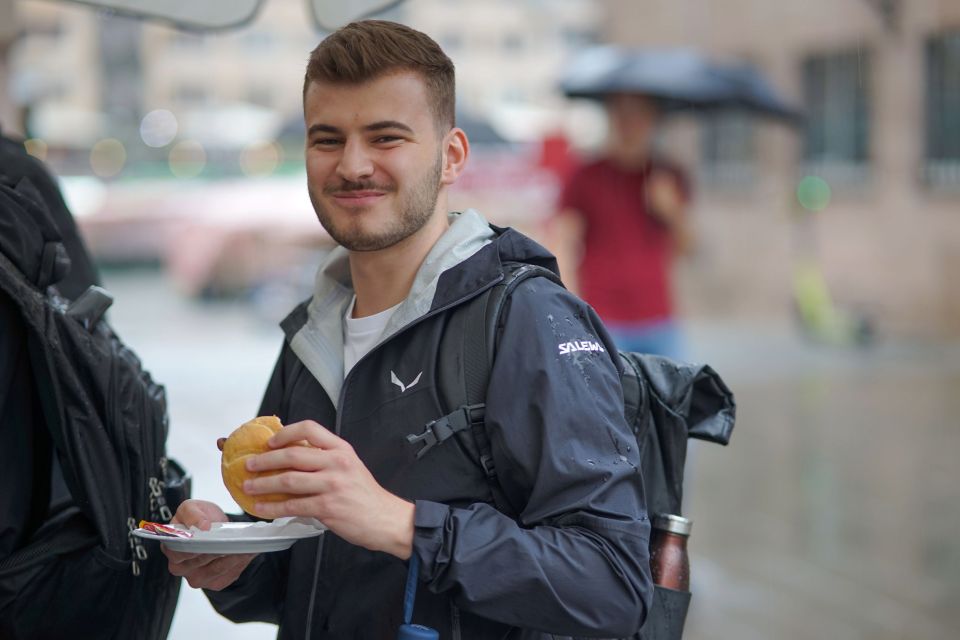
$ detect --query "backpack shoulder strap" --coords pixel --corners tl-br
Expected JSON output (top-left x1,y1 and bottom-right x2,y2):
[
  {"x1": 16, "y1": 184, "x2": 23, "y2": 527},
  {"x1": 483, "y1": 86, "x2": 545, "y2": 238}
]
[
  {"x1": 464, "y1": 262, "x2": 564, "y2": 394},
  {"x1": 413, "y1": 262, "x2": 561, "y2": 514}
]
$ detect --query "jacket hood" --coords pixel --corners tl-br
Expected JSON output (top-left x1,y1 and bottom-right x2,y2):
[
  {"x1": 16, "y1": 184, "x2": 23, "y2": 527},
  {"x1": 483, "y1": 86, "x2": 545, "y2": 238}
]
[{"x1": 282, "y1": 209, "x2": 560, "y2": 408}]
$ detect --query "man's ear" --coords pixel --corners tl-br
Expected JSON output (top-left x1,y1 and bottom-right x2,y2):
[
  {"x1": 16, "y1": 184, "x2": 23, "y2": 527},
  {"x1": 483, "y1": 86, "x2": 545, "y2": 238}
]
[{"x1": 440, "y1": 127, "x2": 469, "y2": 186}]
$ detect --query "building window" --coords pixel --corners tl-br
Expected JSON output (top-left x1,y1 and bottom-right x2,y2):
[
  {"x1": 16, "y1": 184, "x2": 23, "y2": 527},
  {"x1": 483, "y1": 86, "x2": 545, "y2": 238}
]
[
  {"x1": 925, "y1": 31, "x2": 960, "y2": 188},
  {"x1": 700, "y1": 111, "x2": 755, "y2": 187},
  {"x1": 801, "y1": 48, "x2": 871, "y2": 183}
]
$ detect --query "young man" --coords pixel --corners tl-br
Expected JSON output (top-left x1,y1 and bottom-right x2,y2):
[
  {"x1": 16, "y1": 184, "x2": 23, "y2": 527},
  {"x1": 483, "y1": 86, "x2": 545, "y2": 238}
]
[{"x1": 164, "y1": 21, "x2": 653, "y2": 638}]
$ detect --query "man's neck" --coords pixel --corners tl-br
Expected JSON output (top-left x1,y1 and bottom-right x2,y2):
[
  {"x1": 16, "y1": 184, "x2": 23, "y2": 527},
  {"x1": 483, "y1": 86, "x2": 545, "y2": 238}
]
[{"x1": 348, "y1": 210, "x2": 450, "y2": 318}]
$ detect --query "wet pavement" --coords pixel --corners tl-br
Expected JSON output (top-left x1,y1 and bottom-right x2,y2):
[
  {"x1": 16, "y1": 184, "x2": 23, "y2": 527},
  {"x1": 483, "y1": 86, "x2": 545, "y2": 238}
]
[
  {"x1": 683, "y1": 324, "x2": 960, "y2": 640},
  {"x1": 101, "y1": 269, "x2": 960, "y2": 640}
]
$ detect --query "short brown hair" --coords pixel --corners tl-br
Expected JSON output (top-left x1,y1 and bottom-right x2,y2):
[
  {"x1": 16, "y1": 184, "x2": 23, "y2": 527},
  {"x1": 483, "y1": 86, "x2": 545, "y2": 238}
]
[{"x1": 303, "y1": 20, "x2": 456, "y2": 131}]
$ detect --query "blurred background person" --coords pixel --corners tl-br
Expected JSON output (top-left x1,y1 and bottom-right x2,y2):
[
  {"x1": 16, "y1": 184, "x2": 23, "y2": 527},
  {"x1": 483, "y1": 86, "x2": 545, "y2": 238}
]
[{"x1": 553, "y1": 92, "x2": 693, "y2": 359}]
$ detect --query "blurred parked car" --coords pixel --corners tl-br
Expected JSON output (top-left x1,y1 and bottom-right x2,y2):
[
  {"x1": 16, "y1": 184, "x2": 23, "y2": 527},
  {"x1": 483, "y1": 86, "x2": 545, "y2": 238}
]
[{"x1": 75, "y1": 174, "x2": 333, "y2": 297}]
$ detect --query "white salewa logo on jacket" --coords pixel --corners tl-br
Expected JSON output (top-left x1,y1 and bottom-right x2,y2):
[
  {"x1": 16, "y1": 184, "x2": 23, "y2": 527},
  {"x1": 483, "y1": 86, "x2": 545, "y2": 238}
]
[
  {"x1": 390, "y1": 370, "x2": 423, "y2": 393},
  {"x1": 558, "y1": 340, "x2": 606, "y2": 355}
]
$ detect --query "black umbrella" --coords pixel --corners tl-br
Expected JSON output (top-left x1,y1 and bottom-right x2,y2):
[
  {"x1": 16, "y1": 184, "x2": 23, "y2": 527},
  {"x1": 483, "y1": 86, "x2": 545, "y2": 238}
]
[{"x1": 561, "y1": 46, "x2": 803, "y2": 124}]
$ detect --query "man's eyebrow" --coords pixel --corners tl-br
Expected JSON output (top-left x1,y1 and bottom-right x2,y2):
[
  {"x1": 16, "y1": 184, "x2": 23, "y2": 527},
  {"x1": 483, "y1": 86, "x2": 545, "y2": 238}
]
[
  {"x1": 365, "y1": 120, "x2": 414, "y2": 134},
  {"x1": 307, "y1": 124, "x2": 341, "y2": 136},
  {"x1": 306, "y1": 121, "x2": 415, "y2": 137}
]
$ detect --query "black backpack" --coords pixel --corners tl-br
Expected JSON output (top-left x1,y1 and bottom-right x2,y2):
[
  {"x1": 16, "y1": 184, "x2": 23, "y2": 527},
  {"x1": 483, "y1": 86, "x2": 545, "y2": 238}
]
[
  {"x1": 409, "y1": 262, "x2": 735, "y2": 640},
  {"x1": 0, "y1": 179, "x2": 190, "y2": 640}
]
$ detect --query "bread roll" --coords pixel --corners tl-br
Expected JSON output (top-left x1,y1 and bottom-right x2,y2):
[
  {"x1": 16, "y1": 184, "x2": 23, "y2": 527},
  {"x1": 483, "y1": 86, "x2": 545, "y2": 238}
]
[{"x1": 221, "y1": 415, "x2": 295, "y2": 518}]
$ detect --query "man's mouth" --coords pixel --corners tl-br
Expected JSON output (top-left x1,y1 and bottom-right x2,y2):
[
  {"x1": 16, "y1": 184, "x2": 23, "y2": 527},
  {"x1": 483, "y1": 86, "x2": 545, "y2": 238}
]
[{"x1": 329, "y1": 190, "x2": 387, "y2": 206}]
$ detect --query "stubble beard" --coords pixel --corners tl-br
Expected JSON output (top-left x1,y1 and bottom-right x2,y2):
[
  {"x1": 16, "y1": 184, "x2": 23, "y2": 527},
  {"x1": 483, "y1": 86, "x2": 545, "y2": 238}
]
[{"x1": 310, "y1": 153, "x2": 444, "y2": 252}]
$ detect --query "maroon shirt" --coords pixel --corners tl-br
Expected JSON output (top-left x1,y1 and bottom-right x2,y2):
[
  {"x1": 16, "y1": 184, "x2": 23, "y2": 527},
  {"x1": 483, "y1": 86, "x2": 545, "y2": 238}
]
[{"x1": 558, "y1": 157, "x2": 688, "y2": 324}]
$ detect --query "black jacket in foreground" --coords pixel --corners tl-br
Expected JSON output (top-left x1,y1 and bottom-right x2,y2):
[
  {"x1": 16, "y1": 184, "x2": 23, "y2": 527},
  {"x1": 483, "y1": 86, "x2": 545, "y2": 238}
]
[
  {"x1": 206, "y1": 216, "x2": 653, "y2": 638},
  {"x1": 0, "y1": 133, "x2": 100, "y2": 561}
]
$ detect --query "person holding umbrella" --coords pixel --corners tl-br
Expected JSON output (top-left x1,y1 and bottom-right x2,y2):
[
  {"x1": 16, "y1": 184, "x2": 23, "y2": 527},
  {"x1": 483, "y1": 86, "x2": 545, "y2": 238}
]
[
  {"x1": 553, "y1": 91, "x2": 694, "y2": 359},
  {"x1": 553, "y1": 47, "x2": 802, "y2": 357}
]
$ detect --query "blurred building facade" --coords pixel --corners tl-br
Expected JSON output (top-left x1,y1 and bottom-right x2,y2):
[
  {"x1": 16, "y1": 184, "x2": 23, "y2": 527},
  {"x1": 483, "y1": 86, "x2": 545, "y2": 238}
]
[
  {"x1": 5, "y1": 0, "x2": 602, "y2": 299},
  {"x1": 8, "y1": 0, "x2": 599, "y2": 155},
  {"x1": 139, "y1": 2, "x2": 315, "y2": 151},
  {"x1": 601, "y1": 0, "x2": 960, "y2": 339},
  {"x1": 9, "y1": 1, "x2": 315, "y2": 158},
  {"x1": 6, "y1": 1, "x2": 101, "y2": 144},
  {"x1": 401, "y1": 0, "x2": 600, "y2": 139},
  {"x1": 6, "y1": 0, "x2": 960, "y2": 338}
]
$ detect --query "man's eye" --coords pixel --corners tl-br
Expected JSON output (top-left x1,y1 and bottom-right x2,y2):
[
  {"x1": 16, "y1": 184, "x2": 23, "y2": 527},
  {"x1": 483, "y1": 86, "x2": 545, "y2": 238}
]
[
  {"x1": 312, "y1": 138, "x2": 341, "y2": 147},
  {"x1": 374, "y1": 136, "x2": 402, "y2": 144}
]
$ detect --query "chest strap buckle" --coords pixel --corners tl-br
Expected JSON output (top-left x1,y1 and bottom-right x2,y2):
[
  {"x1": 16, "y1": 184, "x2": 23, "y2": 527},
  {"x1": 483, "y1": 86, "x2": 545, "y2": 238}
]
[{"x1": 406, "y1": 404, "x2": 485, "y2": 459}]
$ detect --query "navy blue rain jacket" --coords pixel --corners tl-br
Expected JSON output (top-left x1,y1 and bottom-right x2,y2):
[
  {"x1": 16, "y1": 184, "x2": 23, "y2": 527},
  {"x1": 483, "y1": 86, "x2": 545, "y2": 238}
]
[{"x1": 206, "y1": 214, "x2": 653, "y2": 638}]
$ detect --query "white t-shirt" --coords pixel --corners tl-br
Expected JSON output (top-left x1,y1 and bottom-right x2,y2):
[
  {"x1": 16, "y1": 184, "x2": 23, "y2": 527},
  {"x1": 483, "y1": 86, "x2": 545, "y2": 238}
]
[{"x1": 343, "y1": 296, "x2": 402, "y2": 376}]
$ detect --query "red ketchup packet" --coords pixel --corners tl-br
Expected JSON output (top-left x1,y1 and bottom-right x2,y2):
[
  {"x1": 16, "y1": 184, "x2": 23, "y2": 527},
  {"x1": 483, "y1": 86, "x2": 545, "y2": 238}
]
[{"x1": 138, "y1": 520, "x2": 194, "y2": 538}]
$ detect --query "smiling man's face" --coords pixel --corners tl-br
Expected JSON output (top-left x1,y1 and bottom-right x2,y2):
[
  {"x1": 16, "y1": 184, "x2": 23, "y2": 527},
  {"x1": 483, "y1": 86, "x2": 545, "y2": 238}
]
[{"x1": 303, "y1": 71, "x2": 449, "y2": 252}]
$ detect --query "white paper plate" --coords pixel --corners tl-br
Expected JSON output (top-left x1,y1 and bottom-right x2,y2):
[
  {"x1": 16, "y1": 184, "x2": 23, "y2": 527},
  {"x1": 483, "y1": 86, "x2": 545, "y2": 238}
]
[{"x1": 133, "y1": 518, "x2": 326, "y2": 554}]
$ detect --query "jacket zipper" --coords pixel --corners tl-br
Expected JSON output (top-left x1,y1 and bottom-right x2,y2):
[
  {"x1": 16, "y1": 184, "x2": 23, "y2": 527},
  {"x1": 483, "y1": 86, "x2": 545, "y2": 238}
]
[
  {"x1": 105, "y1": 340, "x2": 140, "y2": 575},
  {"x1": 450, "y1": 602, "x2": 462, "y2": 640},
  {"x1": 302, "y1": 272, "x2": 506, "y2": 637},
  {"x1": 303, "y1": 533, "x2": 325, "y2": 640}
]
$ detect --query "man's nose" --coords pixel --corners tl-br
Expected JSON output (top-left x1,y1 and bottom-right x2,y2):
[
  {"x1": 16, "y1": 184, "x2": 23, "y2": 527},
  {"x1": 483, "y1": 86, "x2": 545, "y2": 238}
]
[{"x1": 336, "y1": 139, "x2": 374, "y2": 182}]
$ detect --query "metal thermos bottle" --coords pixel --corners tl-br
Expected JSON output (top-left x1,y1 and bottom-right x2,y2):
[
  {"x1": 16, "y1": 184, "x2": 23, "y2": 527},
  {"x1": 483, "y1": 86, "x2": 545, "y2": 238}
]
[{"x1": 649, "y1": 514, "x2": 692, "y2": 591}]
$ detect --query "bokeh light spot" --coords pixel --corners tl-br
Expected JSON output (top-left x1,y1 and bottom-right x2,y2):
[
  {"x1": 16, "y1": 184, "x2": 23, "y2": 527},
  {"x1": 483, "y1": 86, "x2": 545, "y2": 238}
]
[
  {"x1": 239, "y1": 141, "x2": 282, "y2": 177},
  {"x1": 90, "y1": 138, "x2": 127, "y2": 178},
  {"x1": 797, "y1": 175, "x2": 831, "y2": 212},
  {"x1": 168, "y1": 140, "x2": 207, "y2": 178},
  {"x1": 140, "y1": 109, "x2": 179, "y2": 148}
]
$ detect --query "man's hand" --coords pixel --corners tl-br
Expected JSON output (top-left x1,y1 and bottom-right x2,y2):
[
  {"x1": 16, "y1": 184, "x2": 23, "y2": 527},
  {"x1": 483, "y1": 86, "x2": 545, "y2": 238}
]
[
  {"x1": 646, "y1": 170, "x2": 695, "y2": 254},
  {"x1": 646, "y1": 170, "x2": 685, "y2": 226},
  {"x1": 244, "y1": 420, "x2": 415, "y2": 559},
  {"x1": 161, "y1": 499, "x2": 258, "y2": 591}
]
